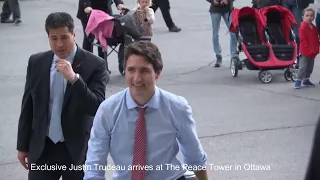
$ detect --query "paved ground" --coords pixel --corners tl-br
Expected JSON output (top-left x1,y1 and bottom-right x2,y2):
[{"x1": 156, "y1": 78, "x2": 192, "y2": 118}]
[{"x1": 1, "y1": 0, "x2": 320, "y2": 179}]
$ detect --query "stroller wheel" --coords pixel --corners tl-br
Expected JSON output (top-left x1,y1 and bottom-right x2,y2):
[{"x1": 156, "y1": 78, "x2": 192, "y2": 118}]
[
  {"x1": 230, "y1": 58, "x2": 239, "y2": 77},
  {"x1": 259, "y1": 70, "x2": 272, "y2": 83},
  {"x1": 118, "y1": 43, "x2": 125, "y2": 76},
  {"x1": 284, "y1": 68, "x2": 292, "y2": 81}
]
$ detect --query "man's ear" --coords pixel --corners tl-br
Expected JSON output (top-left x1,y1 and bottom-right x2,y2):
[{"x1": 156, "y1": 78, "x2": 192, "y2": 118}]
[
  {"x1": 155, "y1": 71, "x2": 161, "y2": 80},
  {"x1": 71, "y1": 33, "x2": 76, "y2": 43}
]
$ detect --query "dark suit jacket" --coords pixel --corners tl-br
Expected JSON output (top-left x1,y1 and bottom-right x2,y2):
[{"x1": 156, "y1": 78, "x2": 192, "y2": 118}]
[
  {"x1": 76, "y1": 0, "x2": 124, "y2": 21},
  {"x1": 305, "y1": 116, "x2": 320, "y2": 180},
  {"x1": 16, "y1": 46, "x2": 109, "y2": 165}
]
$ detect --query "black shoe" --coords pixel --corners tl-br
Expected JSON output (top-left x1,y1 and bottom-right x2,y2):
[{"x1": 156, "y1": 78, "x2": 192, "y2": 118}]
[
  {"x1": 214, "y1": 55, "x2": 222, "y2": 67},
  {"x1": 14, "y1": 18, "x2": 21, "y2": 25},
  {"x1": 1, "y1": 18, "x2": 13, "y2": 23},
  {"x1": 169, "y1": 25, "x2": 181, "y2": 32}
]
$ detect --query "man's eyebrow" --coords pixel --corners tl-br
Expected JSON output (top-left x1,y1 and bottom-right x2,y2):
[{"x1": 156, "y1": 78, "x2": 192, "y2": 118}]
[{"x1": 127, "y1": 66, "x2": 152, "y2": 70}]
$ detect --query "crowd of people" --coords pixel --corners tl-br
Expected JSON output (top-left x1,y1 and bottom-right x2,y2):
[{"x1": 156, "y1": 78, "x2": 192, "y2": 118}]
[
  {"x1": 1, "y1": 0, "x2": 320, "y2": 179},
  {"x1": 74, "y1": 0, "x2": 180, "y2": 61},
  {"x1": 13, "y1": 0, "x2": 207, "y2": 179},
  {"x1": 15, "y1": 10, "x2": 206, "y2": 180}
]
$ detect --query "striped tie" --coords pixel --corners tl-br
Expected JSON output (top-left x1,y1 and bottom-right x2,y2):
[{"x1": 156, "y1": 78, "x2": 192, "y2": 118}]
[{"x1": 131, "y1": 107, "x2": 147, "y2": 180}]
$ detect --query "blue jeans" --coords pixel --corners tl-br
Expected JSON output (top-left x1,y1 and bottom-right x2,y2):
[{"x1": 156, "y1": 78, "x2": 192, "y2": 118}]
[
  {"x1": 210, "y1": 12, "x2": 238, "y2": 59},
  {"x1": 283, "y1": 4, "x2": 303, "y2": 52},
  {"x1": 316, "y1": 13, "x2": 320, "y2": 33}
]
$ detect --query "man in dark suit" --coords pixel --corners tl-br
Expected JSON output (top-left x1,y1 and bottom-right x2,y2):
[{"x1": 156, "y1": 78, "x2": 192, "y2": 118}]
[
  {"x1": 76, "y1": 0, "x2": 125, "y2": 59},
  {"x1": 16, "y1": 12, "x2": 109, "y2": 180}
]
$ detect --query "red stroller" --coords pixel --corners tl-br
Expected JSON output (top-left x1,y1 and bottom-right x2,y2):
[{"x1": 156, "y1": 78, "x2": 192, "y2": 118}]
[{"x1": 229, "y1": 5, "x2": 298, "y2": 83}]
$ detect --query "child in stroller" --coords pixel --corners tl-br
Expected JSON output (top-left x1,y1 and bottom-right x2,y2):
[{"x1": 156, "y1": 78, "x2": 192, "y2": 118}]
[{"x1": 229, "y1": 5, "x2": 298, "y2": 83}]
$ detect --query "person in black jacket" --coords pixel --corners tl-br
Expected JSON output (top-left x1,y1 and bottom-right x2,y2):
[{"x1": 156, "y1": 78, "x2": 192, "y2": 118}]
[
  {"x1": 304, "y1": 116, "x2": 320, "y2": 180},
  {"x1": 151, "y1": 0, "x2": 181, "y2": 32},
  {"x1": 252, "y1": 0, "x2": 283, "y2": 8},
  {"x1": 206, "y1": 0, "x2": 238, "y2": 67},
  {"x1": 0, "y1": 0, "x2": 21, "y2": 24},
  {"x1": 18, "y1": 12, "x2": 109, "y2": 180},
  {"x1": 76, "y1": 0, "x2": 125, "y2": 59}
]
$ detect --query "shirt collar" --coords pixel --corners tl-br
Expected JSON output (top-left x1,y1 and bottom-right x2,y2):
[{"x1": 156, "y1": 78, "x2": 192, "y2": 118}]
[
  {"x1": 53, "y1": 44, "x2": 77, "y2": 62},
  {"x1": 126, "y1": 86, "x2": 160, "y2": 110}
]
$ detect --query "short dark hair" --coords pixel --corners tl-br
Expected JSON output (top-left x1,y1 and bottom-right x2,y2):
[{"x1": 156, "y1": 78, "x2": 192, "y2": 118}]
[
  {"x1": 45, "y1": 12, "x2": 74, "y2": 34},
  {"x1": 124, "y1": 41, "x2": 163, "y2": 73}
]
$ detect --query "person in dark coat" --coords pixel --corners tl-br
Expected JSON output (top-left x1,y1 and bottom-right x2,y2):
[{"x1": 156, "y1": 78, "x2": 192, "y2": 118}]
[
  {"x1": 17, "y1": 12, "x2": 109, "y2": 180},
  {"x1": 0, "y1": 0, "x2": 21, "y2": 24},
  {"x1": 151, "y1": 0, "x2": 181, "y2": 32},
  {"x1": 251, "y1": 0, "x2": 283, "y2": 8},
  {"x1": 206, "y1": 0, "x2": 238, "y2": 67},
  {"x1": 304, "y1": 116, "x2": 320, "y2": 180},
  {"x1": 76, "y1": 0, "x2": 125, "y2": 59}
]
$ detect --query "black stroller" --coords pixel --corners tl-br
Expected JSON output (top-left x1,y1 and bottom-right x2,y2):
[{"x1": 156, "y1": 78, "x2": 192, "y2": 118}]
[{"x1": 90, "y1": 8, "x2": 143, "y2": 77}]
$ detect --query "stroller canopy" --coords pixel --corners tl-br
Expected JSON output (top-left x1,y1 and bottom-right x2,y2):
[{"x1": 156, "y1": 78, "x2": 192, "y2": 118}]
[
  {"x1": 229, "y1": 7, "x2": 266, "y2": 42},
  {"x1": 260, "y1": 5, "x2": 297, "y2": 42}
]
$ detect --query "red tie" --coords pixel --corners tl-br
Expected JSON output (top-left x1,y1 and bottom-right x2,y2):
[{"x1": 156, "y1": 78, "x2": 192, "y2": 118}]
[{"x1": 131, "y1": 107, "x2": 147, "y2": 180}]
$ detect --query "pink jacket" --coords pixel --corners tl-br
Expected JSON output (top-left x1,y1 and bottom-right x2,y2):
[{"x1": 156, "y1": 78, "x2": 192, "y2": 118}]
[{"x1": 85, "y1": 10, "x2": 114, "y2": 51}]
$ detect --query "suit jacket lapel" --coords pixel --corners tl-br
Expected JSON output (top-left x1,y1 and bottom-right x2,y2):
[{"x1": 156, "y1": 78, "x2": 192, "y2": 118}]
[{"x1": 63, "y1": 46, "x2": 85, "y2": 110}]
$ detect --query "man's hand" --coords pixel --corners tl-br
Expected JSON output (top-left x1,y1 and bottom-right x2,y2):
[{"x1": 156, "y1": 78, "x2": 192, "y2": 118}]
[
  {"x1": 18, "y1": 151, "x2": 28, "y2": 170},
  {"x1": 220, "y1": 0, "x2": 228, "y2": 5},
  {"x1": 194, "y1": 170, "x2": 209, "y2": 180},
  {"x1": 117, "y1": 4, "x2": 125, "y2": 10},
  {"x1": 56, "y1": 59, "x2": 76, "y2": 82},
  {"x1": 213, "y1": 0, "x2": 219, "y2": 5},
  {"x1": 84, "y1": 7, "x2": 93, "y2": 14}
]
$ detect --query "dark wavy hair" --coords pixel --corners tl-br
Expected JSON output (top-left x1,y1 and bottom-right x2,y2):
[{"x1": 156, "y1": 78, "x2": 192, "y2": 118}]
[{"x1": 124, "y1": 41, "x2": 163, "y2": 73}]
